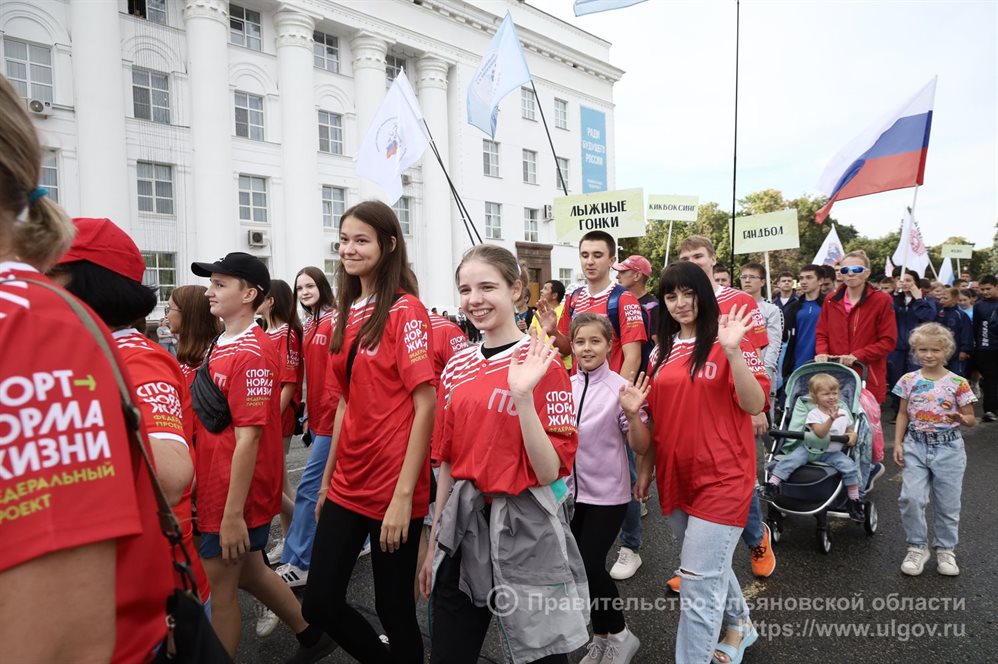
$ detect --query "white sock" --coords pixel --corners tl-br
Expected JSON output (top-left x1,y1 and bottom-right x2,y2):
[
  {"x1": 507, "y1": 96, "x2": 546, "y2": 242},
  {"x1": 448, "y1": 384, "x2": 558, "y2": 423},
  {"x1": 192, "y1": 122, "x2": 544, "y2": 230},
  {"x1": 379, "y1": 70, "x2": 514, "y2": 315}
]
[{"x1": 609, "y1": 627, "x2": 629, "y2": 643}]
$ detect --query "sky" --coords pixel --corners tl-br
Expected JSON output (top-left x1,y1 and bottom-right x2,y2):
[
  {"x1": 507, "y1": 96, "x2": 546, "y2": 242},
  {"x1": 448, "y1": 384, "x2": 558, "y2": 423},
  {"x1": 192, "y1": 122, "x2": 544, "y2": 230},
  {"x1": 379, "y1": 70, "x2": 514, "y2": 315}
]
[{"x1": 533, "y1": 0, "x2": 997, "y2": 248}]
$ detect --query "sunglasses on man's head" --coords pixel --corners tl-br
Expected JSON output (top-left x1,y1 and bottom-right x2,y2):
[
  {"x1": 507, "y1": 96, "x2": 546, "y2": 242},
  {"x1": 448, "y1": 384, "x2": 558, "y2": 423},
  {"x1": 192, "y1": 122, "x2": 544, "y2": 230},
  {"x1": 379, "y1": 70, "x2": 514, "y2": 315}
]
[{"x1": 839, "y1": 266, "x2": 866, "y2": 275}]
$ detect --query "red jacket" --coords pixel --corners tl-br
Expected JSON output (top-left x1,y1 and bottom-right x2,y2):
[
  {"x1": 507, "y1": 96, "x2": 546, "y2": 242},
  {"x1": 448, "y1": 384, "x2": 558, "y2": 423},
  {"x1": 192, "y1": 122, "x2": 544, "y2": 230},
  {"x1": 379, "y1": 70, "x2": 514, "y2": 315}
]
[{"x1": 816, "y1": 284, "x2": 897, "y2": 402}]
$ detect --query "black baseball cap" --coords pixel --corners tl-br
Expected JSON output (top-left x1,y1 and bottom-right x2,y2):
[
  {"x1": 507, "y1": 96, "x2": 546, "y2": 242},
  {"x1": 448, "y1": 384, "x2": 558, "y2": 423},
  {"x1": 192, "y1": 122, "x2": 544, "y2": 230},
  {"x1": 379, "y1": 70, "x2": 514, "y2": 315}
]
[{"x1": 191, "y1": 252, "x2": 271, "y2": 294}]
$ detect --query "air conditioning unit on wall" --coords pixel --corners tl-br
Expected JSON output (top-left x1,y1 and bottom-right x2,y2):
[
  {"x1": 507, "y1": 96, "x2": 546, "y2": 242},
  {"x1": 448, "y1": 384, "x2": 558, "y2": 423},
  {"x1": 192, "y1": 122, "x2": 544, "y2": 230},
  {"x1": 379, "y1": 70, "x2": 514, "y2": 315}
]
[
  {"x1": 27, "y1": 99, "x2": 52, "y2": 117},
  {"x1": 247, "y1": 230, "x2": 268, "y2": 247},
  {"x1": 401, "y1": 174, "x2": 412, "y2": 186},
  {"x1": 542, "y1": 204, "x2": 554, "y2": 221}
]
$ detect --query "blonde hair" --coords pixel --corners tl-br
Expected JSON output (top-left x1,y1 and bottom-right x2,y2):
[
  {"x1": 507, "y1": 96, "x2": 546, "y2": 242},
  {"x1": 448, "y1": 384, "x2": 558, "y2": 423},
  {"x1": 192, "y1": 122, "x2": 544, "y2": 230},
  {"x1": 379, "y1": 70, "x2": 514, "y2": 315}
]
[
  {"x1": 0, "y1": 75, "x2": 74, "y2": 269},
  {"x1": 909, "y1": 322, "x2": 956, "y2": 360},
  {"x1": 841, "y1": 250, "x2": 870, "y2": 268},
  {"x1": 677, "y1": 235, "x2": 715, "y2": 257},
  {"x1": 808, "y1": 373, "x2": 840, "y2": 397},
  {"x1": 455, "y1": 244, "x2": 523, "y2": 291}
]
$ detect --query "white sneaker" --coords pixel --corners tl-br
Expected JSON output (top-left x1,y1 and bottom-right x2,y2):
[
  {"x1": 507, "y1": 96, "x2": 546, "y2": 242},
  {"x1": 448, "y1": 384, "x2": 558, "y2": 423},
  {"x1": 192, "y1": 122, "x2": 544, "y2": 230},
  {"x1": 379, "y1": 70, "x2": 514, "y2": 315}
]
[
  {"x1": 936, "y1": 549, "x2": 960, "y2": 576},
  {"x1": 255, "y1": 602, "x2": 280, "y2": 638},
  {"x1": 639, "y1": 500, "x2": 648, "y2": 518},
  {"x1": 276, "y1": 562, "x2": 309, "y2": 587},
  {"x1": 580, "y1": 635, "x2": 608, "y2": 663},
  {"x1": 609, "y1": 547, "x2": 642, "y2": 580},
  {"x1": 602, "y1": 629, "x2": 640, "y2": 664},
  {"x1": 358, "y1": 539, "x2": 372, "y2": 558},
  {"x1": 900, "y1": 546, "x2": 930, "y2": 576},
  {"x1": 266, "y1": 538, "x2": 285, "y2": 565}
]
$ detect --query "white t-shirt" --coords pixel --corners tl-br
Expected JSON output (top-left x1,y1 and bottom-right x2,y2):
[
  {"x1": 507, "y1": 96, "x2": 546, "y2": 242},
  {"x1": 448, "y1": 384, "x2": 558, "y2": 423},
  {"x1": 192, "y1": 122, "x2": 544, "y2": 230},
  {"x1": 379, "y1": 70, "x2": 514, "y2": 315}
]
[{"x1": 805, "y1": 407, "x2": 851, "y2": 452}]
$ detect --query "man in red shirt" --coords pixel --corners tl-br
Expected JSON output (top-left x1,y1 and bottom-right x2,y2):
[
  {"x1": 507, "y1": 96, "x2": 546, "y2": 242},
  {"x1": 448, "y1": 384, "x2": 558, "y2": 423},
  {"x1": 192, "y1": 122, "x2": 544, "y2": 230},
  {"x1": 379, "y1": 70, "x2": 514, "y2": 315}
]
[
  {"x1": 190, "y1": 253, "x2": 332, "y2": 661},
  {"x1": 538, "y1": 230, "x2": 647, "y2": 380}
]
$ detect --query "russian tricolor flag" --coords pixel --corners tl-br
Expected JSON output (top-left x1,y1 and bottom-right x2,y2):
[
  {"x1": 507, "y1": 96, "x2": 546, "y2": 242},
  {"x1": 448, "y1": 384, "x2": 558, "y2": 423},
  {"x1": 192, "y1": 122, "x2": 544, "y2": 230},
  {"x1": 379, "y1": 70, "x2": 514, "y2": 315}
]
[{"x1": 815, "y1": 77, "x2": 936, "y2": 223}]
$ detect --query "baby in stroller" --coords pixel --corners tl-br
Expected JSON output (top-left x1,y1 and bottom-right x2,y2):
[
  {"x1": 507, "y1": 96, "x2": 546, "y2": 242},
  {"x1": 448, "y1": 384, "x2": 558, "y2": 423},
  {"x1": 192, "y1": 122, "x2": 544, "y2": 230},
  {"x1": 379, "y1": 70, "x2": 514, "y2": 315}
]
[{"x1": 758, "y1": 373, "x2": 865, "y2": 522}]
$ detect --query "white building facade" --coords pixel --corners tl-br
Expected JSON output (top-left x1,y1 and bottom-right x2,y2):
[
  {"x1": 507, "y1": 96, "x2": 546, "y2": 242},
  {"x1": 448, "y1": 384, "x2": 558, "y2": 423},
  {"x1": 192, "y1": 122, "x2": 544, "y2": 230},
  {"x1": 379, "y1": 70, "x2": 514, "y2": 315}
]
[{"x1": 1, "y1": 0, "x2": 622, "y2": 310}]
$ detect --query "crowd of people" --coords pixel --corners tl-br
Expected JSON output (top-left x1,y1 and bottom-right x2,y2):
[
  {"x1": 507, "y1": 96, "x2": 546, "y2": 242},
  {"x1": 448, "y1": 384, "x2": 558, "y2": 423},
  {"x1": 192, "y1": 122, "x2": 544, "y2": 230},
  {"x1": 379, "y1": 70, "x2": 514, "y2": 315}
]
[{"x1": 0, "y1": 68, "x2": 993, "y2": 664}]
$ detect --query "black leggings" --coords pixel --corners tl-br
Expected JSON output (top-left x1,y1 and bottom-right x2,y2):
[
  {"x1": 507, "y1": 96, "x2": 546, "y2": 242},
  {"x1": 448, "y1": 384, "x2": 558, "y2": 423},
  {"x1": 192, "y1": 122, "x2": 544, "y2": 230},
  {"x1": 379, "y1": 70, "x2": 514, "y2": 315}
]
[
  {"x1": 302, "y1": 500, "x2": 424, "y2": 663},
  {"x1": 570, "y1": 501, "x2": 629, "y2": 635},
  {"x1": 430, "y1": 548, "x2": 567, "y2": 664}
]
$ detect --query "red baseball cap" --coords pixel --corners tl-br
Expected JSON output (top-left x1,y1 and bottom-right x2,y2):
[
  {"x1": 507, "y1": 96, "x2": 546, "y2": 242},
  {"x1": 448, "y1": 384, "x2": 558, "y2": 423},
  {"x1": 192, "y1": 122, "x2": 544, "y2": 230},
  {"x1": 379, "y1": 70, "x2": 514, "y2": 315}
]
[
  {"x1": 612, "y1": 254, "x2": 652, "y2": 277},
  {"x1": 57, "y1": 218, "x2": 146, "y2": 282}
]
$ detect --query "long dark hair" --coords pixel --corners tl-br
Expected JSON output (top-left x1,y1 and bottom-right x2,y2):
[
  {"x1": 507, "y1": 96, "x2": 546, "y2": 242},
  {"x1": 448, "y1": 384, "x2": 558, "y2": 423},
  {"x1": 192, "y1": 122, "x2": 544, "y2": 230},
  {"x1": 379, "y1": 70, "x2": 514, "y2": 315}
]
[
  {"x1": 172, "y1": 285, "x2": 221, "y2": 366},
  {"x1": 267, "y1": 279, "x2": 302, "y2": 363},
  {"x1": 60, "y1": 261, "x2": 157, "y2": 327},
  {"x1": 295, "y1": 266, "x2": 335, "y2": 324},
  {"x1": 656, "y1": 261, "x2": 719, "y2": 380},
  {"x1": 330, "y1": 200, "x2": 418, "y2": 352}
]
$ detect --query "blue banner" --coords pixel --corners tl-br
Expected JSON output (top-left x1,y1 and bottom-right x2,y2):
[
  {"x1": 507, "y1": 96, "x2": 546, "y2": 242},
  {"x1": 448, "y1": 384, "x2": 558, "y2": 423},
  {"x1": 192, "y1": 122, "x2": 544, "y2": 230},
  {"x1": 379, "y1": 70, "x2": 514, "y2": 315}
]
[{"x1": 580, "y1": 106, "x2": 607, "y2": 193}]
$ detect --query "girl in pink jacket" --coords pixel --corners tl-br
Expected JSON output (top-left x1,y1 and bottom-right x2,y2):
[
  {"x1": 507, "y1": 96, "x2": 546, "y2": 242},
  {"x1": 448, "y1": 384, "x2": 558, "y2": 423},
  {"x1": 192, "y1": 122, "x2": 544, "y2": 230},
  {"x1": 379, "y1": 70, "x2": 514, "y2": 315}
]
[{"x1": 569, "y1": 313, "x2": 650, "y2": 664}]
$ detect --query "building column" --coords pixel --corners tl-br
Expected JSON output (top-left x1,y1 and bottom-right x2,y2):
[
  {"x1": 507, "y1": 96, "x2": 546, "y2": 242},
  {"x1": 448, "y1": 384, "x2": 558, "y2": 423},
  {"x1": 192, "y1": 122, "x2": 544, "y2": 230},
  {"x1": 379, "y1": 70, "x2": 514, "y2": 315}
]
[
  {"x1": 183, "y1": 0, "x2": 234, "y2": 263},
  {"x1": 350, "y1": 32, "x2": 388, "y2": 200},
  {"x1": 275, "y1": 10, "x2": 322, "y2": 277},
  {"x1": 69, "y1": 0, "x2": 130, "y2": 228},
  {"x1": 416, "y1": 55, "x2": 455, "y2": 308}
]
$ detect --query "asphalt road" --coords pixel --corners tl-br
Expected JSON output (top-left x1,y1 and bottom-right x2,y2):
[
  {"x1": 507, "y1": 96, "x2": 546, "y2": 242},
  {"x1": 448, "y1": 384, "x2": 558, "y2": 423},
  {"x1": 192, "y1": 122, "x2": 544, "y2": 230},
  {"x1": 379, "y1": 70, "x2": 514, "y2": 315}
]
[{"x1": 238, "y1": 412, "x2": 998, "y2": 663}]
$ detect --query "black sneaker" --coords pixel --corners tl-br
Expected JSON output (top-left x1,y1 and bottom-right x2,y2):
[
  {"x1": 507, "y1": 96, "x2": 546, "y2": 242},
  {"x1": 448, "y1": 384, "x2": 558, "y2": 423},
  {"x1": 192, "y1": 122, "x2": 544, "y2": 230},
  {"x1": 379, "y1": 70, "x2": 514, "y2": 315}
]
[
  {"x1": 846, "y1": 499, "x2": 865, "y2": 522},
  {"x1": 983, "y1": 412, "x2": 997, "y2": 423},
  {"x1": 285, "y1": 634, "x2": 337, "y2": 664},
  {"x1": 866, "y1": 463, "x2": 886, "y2": 492},
  {"x1": 756, "y1": 482, "x2": 780, "y2": 501}
]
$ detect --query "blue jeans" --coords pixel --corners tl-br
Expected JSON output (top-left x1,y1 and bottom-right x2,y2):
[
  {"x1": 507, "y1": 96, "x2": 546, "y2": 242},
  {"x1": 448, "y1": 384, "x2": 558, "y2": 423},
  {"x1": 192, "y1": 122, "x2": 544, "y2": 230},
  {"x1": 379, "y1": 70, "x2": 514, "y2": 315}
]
[
  {"x1": 281, "y1": 432, "x2": 331, "y2": 569},
  {"x1": 667, "y1": 510, "x2": 749, "y2": 664},
  {"x1": 618, "y1": 446, "x2": 641, "y2": 552},
  {"x1": 771, "y1": 446, "x2": 859, "y2": 487},
  {"x1": 740, "y1": 495, "x2": 764, "y2": 548},
  {"x1": 898, "y1": 432, "x2": 966, "y2": 550}
]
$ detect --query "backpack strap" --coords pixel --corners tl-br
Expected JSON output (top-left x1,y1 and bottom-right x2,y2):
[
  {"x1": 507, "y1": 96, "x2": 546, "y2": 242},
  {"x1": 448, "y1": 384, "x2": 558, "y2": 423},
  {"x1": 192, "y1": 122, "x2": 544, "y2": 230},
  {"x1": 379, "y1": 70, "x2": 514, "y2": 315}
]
[{"x1": 606, "y1": 284, "x2": 625, "y2": 341}]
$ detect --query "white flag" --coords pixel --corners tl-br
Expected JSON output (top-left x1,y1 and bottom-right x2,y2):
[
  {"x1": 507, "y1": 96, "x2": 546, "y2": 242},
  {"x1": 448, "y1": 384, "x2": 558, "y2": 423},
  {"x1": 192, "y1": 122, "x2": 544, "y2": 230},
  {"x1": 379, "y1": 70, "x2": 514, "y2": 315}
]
[
  {"x1": 355, "y1": 70, "x2": 430, "y2": 204},
  {"x1": 813, "y1": 224, "x2": 845, "y2": 266},
  {"x1": 938, "y1": 257, "x2": 954, "y2": 285},
  {"x1": 467, "y1": 12, "x2": 532, "y2": 139},
  {"x1": 885, "y1": 256, "x2": 895, "y2": 278},
  {"x1": 891, "y1": 210, "x2": 930, "y2": 277}
]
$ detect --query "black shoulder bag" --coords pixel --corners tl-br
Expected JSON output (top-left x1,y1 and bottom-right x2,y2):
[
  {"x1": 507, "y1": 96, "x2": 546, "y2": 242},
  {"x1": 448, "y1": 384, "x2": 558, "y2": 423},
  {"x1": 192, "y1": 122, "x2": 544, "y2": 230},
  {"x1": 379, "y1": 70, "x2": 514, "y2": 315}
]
[
  {"x1": 190, "y1": 335, "x2": 232, "y2": 433},
  {"x1": 6, "y1": 277, "x2": 234, "y2": 664}
]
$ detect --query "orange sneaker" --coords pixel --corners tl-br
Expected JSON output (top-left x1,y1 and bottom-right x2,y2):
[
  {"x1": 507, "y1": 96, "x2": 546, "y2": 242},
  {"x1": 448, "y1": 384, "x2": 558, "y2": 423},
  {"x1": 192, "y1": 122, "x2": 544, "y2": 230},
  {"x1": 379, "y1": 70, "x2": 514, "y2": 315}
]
[
  {"x1": 666, "y1": 575, "x2": 681, "y2": 593},
  {"x1": 750, "y1": 523, "x2": 776, "y2": 578}
]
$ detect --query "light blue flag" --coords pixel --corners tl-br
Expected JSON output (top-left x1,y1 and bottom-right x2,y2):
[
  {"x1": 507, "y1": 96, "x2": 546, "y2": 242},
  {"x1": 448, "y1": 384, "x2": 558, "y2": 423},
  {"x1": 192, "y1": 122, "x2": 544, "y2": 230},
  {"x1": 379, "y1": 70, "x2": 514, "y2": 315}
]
[
  {"x1": 467, "y1": 11, "x2": 531, "y2": 139},
  {"x1": 574, "y1": 0, "x2": 647, "y2": 16}
]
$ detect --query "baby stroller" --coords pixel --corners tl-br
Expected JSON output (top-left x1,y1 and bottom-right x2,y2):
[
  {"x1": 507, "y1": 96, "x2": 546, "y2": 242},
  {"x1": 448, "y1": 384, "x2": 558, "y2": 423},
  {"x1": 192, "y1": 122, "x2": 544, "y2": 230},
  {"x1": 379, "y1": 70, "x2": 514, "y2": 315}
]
[{"x1": 762, "y1": 360, "x2": 877, "y2": 554}]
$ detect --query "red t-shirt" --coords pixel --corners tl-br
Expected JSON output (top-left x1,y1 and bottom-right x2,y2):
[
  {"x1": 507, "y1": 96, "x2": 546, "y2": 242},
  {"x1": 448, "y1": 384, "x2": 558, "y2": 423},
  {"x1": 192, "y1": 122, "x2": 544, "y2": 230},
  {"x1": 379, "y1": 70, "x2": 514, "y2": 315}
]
[
  {"x1": 428, "y1": 314, "x2": 470, "y2": 465},
  {"x1": 327, "y1": 294, "x2": 435, "y2": 519},
  {"x1": 113, "y1": 330, "x2": 210, "y2": 602},
  {"x1": 434, "y1": 339, "x2": 579, "y2": 495},
  {"x1": 267, "y1": 322, "x2": 304, "y2": 437},
  {"x1": 303, "y1": 309, "x2": 340, "y2": 437},
  {"x1": 0, "y1": 263, "x2": 172, "y2": 663},
  {"x1": 716, "y1": 286, "x2": 768, "y2": 350},
  {"x1": 647, "y1": 337, "x2": 770, "y2": 527},
  {"x1": 193, "y1": 325, "x2": 282, "y2": 532},
  {"x1": 557, "y1": 283, "x2": 647, "y2": 373}
]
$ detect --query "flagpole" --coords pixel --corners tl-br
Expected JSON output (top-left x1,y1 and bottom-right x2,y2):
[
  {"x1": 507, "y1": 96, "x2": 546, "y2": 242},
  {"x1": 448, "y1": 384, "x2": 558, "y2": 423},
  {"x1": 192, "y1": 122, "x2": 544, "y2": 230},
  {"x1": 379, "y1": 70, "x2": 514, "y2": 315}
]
[
  {"x1": 421, "y1": 119, "x2": 483, "y2": 245},
  {"x1": 530, "y1": 80, "x2": 569, "y2": 197},
  {"x1": 764, "y1": 251, "x2": 772, "y2": 302},
  {"x1": 664, "y1": 220, "x2": 675, "y2": 264},
  {"x1": 900, "y1": 184, "x2": 919, "y2": 278},
  {"x1": 728, "y1": 0, "x2": 741, "y2": 274}
]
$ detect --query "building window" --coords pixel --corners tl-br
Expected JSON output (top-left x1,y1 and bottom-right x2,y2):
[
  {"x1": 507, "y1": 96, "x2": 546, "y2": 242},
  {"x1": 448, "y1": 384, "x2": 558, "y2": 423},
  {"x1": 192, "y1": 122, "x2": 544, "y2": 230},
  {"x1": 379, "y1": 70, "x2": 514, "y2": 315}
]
[
  {"x1": 318, "y1": 111, "x2": 343, "y2": 155},
  {"x1": 142, "y1": 251, "x2": 176, "y2": 303},
  {"x1": 132, "y1": 69, "x2": 170, "y2": 124},
  {"x1": 127, "y1": 0, "x2": 167, "y2": 23},
  {"x1": 3, "y1": 38, "x2": 53, "y2": 103},
  {"x1": 229, "y1": 4, "x2": 262, "y2": 50},
  {"x1": 40, "y1": 152, "x2": 59, "y2": 204},
  {"x1": 313, "y1": 31, "x2": 340, "y2": 72},
  {"x1": 524, "y1": 208, "x2": 539, "y2": 242},
  {"x1": 234, "y1": 91, "x2": 264, "y2": 140},
  {"x1": 556, "y1": 157, "x2": 570, "y2": 190},
  {"x1": 522, "y1": 149, "x2": 537, "y2": 184},
  {"x1": 238, "y1": 175, "x2": 268, "y2": 222},
  {"x1": 483, "y1": 140, "x2": 500, "y2": 177},
  {"x1": 385, "y1": 54, "x2": 406, "y2": 85},
  {"x1": 393, "y1": 197, "x2": 412, "y2": 235},
  {"x1": 137, "y1": 162, "x2": 174, "y2": 215},
  {"x1": 485, "y1": 202, "x2": 502, "y2": 240},
  {"x1": 321, "y1": 185, "x2": 345, "y2": 231},
  {"x1": 324, "y1": 258, "x2": 339, "y2": 285},
  {"x1": 554, "y1": 98, "x2": 568, "y2": 129},
  {"x1": 559, "y1": 268, "x2": 573, "y2": 284},
  {"x1": 521, "y1": 87, "x2": 536, "y2": 121}
]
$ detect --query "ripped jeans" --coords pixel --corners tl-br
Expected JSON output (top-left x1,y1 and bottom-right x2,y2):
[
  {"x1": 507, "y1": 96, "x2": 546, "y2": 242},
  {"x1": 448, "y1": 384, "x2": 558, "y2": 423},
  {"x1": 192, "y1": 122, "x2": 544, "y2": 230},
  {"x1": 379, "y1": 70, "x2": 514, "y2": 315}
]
[{"x1": 667, "y1": 510, "x2": 750, "y2": 664}]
